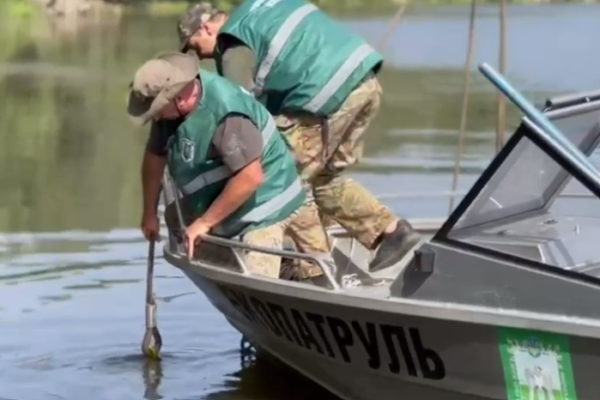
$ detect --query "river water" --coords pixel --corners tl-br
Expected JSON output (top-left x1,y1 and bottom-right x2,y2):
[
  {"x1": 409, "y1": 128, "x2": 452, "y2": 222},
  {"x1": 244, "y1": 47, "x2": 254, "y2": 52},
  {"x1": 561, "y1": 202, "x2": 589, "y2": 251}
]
[{"x1": 1, "y1": 3, "x2": 599, "y2": 400}]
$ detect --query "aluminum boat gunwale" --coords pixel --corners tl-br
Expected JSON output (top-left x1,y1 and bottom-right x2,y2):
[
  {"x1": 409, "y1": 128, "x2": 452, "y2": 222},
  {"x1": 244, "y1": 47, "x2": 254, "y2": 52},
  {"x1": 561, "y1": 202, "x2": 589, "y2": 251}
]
[{"x1": 164, "y1": 243, "x2": 600, "y2": 340}]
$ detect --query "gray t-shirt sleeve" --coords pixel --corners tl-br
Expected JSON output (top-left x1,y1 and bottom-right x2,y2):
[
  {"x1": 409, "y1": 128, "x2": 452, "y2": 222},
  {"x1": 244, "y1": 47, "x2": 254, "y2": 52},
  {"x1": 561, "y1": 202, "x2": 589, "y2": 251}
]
[
  {"x1": 145, "y1": 121, "x2": 168, "y2": 156},
  {"x1": 212, "y1": 114, "x2": 263, "y2": 172},
  {"x1": 220, "y1": 39, "x2": 257, "y2": 92},
  {"x1": 145, "y1": 119, "x2": 180, "y2": 156}
]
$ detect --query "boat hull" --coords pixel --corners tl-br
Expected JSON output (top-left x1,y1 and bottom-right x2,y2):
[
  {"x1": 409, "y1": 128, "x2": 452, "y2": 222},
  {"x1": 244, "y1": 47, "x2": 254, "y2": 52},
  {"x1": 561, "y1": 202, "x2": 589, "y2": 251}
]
[
  {"x1": 157, "y1": 70, "x2": 600, "y2": 400},
  {"x1": 175, "y1": 262, "x2": 598, "y2": 400}
]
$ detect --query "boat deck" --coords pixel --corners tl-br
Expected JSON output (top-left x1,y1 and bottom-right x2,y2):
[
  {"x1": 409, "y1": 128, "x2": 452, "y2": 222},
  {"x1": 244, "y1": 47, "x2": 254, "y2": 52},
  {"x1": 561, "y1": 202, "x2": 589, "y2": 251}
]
[{"x1": 320, "y1": 221, "x2": 437, "y2": 296}]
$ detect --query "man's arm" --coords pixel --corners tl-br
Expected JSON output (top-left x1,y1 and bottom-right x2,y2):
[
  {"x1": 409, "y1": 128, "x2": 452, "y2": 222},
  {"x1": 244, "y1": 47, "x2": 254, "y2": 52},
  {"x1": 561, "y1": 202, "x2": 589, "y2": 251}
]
[
  {"x1": 220, "y1": 37, "x2": 257, "y2": 92},
  {"x1": 199, "y1": 114, "x2": 264, "y2": 229},
  {"x1": 142, "y1": 122, "x2": 170, "y2": 218}
]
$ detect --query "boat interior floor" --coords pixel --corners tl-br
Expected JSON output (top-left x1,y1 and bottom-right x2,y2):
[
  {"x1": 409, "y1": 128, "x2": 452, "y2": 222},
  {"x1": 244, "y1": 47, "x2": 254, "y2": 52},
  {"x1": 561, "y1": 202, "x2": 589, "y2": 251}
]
[
  {"x1": 289, "y1": 209, "x2": 600, "y2": 295},
  {"x1": 282, "y1": 233, "x2": 433, "y2": 296},
  {"x1": 451, "y1": 211, "x2": 600, "y2": 278}
]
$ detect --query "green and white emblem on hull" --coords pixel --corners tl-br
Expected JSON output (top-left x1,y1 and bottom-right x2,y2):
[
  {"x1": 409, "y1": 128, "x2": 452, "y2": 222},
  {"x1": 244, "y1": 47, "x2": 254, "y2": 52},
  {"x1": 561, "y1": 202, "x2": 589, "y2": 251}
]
[{"x1": 498, "y1": 327, "x2": 578, "y2": 400}]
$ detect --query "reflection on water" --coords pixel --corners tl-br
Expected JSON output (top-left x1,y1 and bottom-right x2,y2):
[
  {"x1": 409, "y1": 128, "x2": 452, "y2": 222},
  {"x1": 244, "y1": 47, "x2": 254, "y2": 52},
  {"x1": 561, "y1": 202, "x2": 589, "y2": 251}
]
[{"x1": 0, "y1": 3, "x2": 597, "y2": 400}]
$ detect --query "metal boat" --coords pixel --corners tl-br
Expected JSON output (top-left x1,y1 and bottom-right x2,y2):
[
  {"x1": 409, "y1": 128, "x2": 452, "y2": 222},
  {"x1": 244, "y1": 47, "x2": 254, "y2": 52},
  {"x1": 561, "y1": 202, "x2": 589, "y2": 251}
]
[{"x1": 162, "y1": 63, "x2": 600, "y2": 400}]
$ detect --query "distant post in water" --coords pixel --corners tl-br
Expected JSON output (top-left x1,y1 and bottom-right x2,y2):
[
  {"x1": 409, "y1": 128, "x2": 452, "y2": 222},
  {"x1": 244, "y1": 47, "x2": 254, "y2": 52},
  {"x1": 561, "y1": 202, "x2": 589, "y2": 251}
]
[
  {"x1": 449, "y1": 0, "x2": 477, "y2": 214},
  {"x1": 495, "y1": 0, "x2": 507, "y2": 153},
  {"x1": 376, "y1": 1, "x2": 410, "y2": 51}
]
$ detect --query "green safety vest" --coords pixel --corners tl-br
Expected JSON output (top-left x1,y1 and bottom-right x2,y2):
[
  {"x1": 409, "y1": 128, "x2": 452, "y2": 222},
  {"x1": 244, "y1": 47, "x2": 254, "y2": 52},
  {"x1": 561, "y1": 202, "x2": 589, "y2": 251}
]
[
  {"x1": 215, "y1": 0, "x2": 383, "y2": 117},
  {"x1": 167, "y1": 69, "x2": 306, "y2": 238}
]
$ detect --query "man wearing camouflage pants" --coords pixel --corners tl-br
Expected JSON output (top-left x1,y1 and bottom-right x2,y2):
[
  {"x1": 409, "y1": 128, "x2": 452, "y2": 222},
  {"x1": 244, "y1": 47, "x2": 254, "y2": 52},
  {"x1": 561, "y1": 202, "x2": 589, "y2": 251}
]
[{"x1": 170, "y1": 0, "x2": 421, "y2": 280}]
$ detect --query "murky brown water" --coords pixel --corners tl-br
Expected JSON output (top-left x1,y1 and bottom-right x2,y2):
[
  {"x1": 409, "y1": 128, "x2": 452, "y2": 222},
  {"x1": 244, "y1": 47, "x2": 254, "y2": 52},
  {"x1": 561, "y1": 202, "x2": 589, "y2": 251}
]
[{"x1": 1, "y1": 3, "x2": 600, "y2": 399}]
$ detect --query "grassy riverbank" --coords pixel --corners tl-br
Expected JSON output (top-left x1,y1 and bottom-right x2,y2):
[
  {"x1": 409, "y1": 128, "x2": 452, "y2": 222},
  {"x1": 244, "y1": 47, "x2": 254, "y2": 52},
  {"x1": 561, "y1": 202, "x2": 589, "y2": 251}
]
[
  {"x1": 141, "y1": 0, "x2": 599, "y2": 17},
  {"x1": 0, "y1": 0, "x2": 533, "y2": 231},
  {"x1": 8, "y1": 0, "x2": 600, "y2": 19}
]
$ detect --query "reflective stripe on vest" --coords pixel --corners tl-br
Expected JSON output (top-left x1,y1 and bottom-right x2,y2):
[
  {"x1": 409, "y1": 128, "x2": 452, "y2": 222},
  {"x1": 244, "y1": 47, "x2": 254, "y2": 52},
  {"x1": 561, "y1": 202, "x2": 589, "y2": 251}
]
[
  {"x1": 303, "y1": 43, "x2": 374, "y2": 113},
  {"x1": 181, "y1": 114, "x2": 277, "y2": 195},
  {"x1": 213, "y1": 175, "x2": 304, "y2": 236},
  {"x1": 252, "y1": 3, "x2": 318, "y2": 97},
  {"x1": 251, "y1": 4, "x2": 376, "y2": 113}
]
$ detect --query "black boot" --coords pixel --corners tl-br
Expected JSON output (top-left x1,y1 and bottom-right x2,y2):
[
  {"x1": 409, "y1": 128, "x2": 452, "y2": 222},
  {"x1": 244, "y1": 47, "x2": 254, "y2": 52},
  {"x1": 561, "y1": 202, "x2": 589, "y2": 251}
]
[{"x1": 369, "y1": 220, "x2": 421, "y2": 273}]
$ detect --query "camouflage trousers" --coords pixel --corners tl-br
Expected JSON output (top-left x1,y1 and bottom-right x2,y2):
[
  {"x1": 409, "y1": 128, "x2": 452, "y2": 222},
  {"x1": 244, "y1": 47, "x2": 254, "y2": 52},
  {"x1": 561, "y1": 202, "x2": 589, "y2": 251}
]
[
  {"x1": 164, "y1": 202, "x2": 313, "y2": 279},
  {"x1": 278, "y1": 73, "x2": 398, "y2": 279}
]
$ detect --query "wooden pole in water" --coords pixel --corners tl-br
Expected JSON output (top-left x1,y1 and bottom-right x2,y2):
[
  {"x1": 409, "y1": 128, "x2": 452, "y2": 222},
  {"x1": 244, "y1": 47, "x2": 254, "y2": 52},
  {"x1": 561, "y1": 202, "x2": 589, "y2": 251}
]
[
  {"x1": 376, "y1": 1, "x2": 410, "y2": 51},
  {"x1": 449, "y1": 0, "x2": 477, "y2": 214},
  {"x1": 495, "y1": 0, "x2": 507, "y2": 152}
]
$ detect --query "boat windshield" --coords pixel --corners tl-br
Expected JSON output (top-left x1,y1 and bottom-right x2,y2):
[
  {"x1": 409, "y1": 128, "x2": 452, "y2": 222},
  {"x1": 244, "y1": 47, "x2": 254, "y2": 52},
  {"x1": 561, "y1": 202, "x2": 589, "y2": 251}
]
[{"x1": 446, "y1": 99, "x2": 600, "y2": 276}]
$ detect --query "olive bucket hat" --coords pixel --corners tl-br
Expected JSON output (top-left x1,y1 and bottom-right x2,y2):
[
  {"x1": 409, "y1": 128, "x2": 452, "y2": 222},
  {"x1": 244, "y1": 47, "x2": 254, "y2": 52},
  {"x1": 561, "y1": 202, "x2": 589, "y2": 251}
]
[
  {"x1": 177, "y1": 2, "x2": 220, "y2": 52},
  {"x1": 126, "y1": 51, "x2": 200, "y2": 126}
]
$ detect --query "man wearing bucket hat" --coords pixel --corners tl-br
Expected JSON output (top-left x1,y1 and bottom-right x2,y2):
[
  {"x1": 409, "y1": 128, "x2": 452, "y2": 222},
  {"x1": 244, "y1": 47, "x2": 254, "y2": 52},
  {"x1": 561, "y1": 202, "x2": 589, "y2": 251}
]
[
  {"x1": 131, "y1": 51, "x2": 330, "y2": 279},
  {"x1": 172, "y1": 0, "x2": 421, "y2": 274}
]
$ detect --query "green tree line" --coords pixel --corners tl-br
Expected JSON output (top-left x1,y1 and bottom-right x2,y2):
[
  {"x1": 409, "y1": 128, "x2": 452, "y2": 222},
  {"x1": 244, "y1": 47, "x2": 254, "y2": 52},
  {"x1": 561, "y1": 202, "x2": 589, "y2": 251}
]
[{"x1": 0, "y1": 0, "x2": 552, "y2": 232}]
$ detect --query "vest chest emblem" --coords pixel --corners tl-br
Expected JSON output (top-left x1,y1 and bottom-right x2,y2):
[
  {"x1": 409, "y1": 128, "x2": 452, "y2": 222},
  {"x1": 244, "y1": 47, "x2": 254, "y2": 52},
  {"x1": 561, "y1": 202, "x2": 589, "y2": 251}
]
[{"x1": 181, "y1": 138, "x2": 195, "y2": 163}]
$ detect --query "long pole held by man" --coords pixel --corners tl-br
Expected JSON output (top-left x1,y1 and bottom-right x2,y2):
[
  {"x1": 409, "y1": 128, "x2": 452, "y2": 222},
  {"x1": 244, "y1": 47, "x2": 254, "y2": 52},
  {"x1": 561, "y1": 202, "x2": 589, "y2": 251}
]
[
  {"x1": 141, "y1": 238, "x2": 162, "y2": 360},
  {"x1": 141, "y1": 184, "x2": 164, "y2": 360},
  {"x1": 140, "y1": 179, "x2": 167, "y2": 359}
]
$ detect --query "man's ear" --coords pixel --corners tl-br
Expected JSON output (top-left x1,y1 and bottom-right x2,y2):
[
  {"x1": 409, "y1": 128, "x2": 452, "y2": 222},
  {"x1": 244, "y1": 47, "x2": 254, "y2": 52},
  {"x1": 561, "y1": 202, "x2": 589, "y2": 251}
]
[
  {"x1": 205, "y1": 22, "x2": 218, "y2": 36},
  {"x1": 191, "y1": 28, "x2": 202, "y2": 42},
  {"x1": 175, "y1": 95, "x2": 186, "y2": 109},
  {"x1": 196, "y1": 22, "x2": 207, "y2": 36}
]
